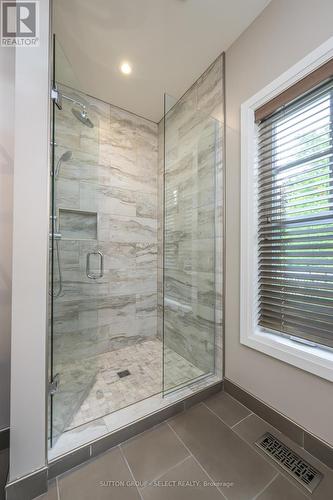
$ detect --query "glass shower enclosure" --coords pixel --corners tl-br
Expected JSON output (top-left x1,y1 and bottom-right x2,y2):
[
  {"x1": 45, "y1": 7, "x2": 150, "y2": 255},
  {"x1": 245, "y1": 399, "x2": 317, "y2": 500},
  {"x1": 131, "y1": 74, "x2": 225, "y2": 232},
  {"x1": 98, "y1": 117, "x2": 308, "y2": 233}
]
[{"x1": 49, "y1": 39, "x2": 224, "y2": 450}]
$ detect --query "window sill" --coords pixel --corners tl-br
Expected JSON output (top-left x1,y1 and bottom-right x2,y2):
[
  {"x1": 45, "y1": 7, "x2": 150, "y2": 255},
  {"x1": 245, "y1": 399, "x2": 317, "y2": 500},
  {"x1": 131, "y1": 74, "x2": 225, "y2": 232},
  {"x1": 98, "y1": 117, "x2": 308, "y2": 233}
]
[{"x1": 241, "y1": 327, "x2": 333, "y2": 382}]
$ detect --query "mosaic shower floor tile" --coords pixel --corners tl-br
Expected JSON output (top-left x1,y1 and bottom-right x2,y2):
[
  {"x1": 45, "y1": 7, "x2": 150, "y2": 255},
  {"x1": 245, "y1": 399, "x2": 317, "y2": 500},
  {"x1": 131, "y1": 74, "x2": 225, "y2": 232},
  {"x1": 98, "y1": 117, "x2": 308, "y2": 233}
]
[{"x1": 67, "y1": 339, "x2": 203, "y2": 429}]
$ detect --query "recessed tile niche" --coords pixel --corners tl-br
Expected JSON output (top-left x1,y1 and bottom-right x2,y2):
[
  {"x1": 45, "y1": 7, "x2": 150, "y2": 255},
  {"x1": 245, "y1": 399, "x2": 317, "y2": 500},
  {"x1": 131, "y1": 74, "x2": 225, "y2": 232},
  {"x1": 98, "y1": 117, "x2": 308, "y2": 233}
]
[{"x1": 59, "y1": 209, "x2": 97, "y2": 240}]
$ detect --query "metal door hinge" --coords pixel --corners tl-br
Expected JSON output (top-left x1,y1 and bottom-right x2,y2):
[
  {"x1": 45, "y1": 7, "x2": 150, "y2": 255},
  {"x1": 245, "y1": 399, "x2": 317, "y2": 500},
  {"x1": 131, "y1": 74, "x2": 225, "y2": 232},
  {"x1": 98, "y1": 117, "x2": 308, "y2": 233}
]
[
  {"x1": 49, "y1": 373, "x2": 60, "y2": 395},
  {"x1": 51, "y1": 85, "x2": 62, "y2": 110}
]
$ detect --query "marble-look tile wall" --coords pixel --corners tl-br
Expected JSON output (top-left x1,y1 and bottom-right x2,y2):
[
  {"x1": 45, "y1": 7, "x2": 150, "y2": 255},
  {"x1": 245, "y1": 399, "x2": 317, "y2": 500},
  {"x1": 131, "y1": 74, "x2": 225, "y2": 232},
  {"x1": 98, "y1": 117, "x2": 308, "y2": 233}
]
[
  {"x1": 52, "y1": 85, "x2": 158, "y2": 434},
  {"x1": 158, "y1": 54, "x2": 224, "y2": 380}
]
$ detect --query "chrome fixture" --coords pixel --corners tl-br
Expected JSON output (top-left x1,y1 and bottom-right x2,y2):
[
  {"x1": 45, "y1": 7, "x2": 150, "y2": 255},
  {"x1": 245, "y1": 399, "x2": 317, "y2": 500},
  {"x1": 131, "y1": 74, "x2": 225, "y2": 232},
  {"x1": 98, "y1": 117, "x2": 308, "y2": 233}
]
[
  {"x1": 51, "y1": 238, "x2": 63, "y2": 298},
  {"x1": 54, "y1": 150, "x2": 72, "y2": 178},
  {"x1": 86, "y1": 251, "x2": 104, "y2": 279},
  {"x1": 48, "y1": 373, "x2": 60, "y2": 395},
  {"x1": 71, "y1": 107, "x2": 94, "y2": 128},
  {"x1": 51, "y1": 84, "x2": 62, "y2": 109},
  {"x1": 51, "y1": 85, "x2": 94, "y2": 127},
  {"x1": 49, "y1": 214, "x2": 63, "y2": 298}
]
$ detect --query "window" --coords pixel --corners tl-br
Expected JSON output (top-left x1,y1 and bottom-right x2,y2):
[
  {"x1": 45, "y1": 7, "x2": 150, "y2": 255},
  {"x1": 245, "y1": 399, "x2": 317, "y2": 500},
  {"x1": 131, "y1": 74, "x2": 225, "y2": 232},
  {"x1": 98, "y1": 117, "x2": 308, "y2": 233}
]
[
  {"x1": 240, "y1": 39, "x2": 333, "y2": 381},
  {"x1": 256, "y1": 80, "x2": 333, "y2": 348}
]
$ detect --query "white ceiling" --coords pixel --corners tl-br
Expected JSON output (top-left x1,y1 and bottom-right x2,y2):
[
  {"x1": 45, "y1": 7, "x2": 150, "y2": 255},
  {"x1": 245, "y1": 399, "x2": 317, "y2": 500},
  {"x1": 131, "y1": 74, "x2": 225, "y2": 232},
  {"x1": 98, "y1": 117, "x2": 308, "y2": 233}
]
[{"x1": 54, "y1": 0, "x2": 270, "y2": 122}]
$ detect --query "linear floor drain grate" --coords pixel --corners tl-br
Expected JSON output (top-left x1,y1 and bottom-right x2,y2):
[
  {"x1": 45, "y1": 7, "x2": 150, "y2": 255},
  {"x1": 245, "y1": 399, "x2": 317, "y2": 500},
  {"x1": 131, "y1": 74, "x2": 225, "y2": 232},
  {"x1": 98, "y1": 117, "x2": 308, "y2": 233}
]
[{"x1": 255, "y1": 433, "x2": 322, "y2": 493}]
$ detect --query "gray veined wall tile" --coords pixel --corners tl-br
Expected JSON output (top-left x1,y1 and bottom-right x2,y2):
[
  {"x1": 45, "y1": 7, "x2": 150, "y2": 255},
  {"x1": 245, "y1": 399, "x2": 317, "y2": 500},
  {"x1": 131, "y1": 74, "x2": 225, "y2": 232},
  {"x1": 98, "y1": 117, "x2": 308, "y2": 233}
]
[
  {"x1": 96, "y1": 213, "x2": 110, "y2": 241},
  {"x1": 164, "y1": 316, "x2": 214, "y2": 374},
  {"x1": 109, "y1": 215, "x2": 157, "y2": 243},
  {"x1": 55, "y1": 98, "x2": 81, "y2": 151},
  {"x1": 107, "y1": 106, "x2": 137, "y2": 168},
  {"x1": 197, "y1": 55, "x2": 223, "y2": 122},
  {"x1": 53, "y1": 302, "x2": 79, "y2": 335},
  {"x1": 177, "y1": 238, "x2": 215, "y2": 273},
  {"x1": 59, "y1": 209, "x2": 97, "y2": 240},
  {"x1": 56, "y1": 178, "x2": 80, "y2": 210},
  {"x1": 79, "y1": 181, "x2": 136, "y2": 216},
  {"x1": 136, "y1": 293, "x2": 157, "y2": 316},
  {"x1": 93, "y1": 241, "x2": 136, "y2": 271},
  {"x1": 53, "y1": 325, "x2": 112, "y2": 365},
  {"x1": 108, "y1": 268, "x2": 157, "y2": 297},
  {"x1": 79, "y1": 124, "x2": 101, "y2": 157},
  {"x1": 54, "y1": 147, "x2": 101, "y2": 183},
  {"x1": 58, "y1": 272, "x2": 109, "y2": 300},
  {"x1": 78, "y1": 309, "x2": 99, "y2": 330},
  {"x1": 136, "y1": 242, "x2": 157, "y2": 268},
  {"x1": 136, "y1": 314, "x2": 158, "y2": 339},
  {"x1": 197, "y1": 205, "x2": 216, "y2": 240},
  {"x1": 83, "y1": 93, "x2": 110, "y2": 131},
  {"x1": 109, "y1": 163, "x2": 157, "y2": 194},
  {"x1": 164, "y1": 269, "x2": 194, "y2": 304},
  {"x1": 97, "y1": 295, "x2": 136, "y2": 329},
  {"x1": 57, "y1": 240, "x2": 80, "y2": 270},
  {"x1": 136, "y1": 191, "x2": 157, "y2": 218},
  {"x1": 135, "y1": 114, "x2": 158, "y2": 147}
]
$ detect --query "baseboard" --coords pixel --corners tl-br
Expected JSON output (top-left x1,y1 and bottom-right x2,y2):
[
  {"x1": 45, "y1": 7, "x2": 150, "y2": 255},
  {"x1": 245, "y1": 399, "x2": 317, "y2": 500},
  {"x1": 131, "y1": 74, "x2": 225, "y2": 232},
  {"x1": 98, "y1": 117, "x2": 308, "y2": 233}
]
[
  {"x1": 0, "y1": 428, "x2": 9, "y2": 451},
  {"x1": 224, "y1": 378, "x2": 333, "y2": 469},
  {"x1": 5, "y1": 467, "x2": 48, "y2": 500}
]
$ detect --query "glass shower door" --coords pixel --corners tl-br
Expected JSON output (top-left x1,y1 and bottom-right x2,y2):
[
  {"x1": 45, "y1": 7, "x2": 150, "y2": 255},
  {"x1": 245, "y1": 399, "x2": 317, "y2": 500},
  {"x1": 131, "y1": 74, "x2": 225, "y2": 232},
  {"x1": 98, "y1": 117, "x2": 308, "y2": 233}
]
[
  {"x1": 49, "y1": 39, "x2": 102, "y2": 446},
  {"x1": 163, "y1": 93, "x2": 220, "y2": 393}
]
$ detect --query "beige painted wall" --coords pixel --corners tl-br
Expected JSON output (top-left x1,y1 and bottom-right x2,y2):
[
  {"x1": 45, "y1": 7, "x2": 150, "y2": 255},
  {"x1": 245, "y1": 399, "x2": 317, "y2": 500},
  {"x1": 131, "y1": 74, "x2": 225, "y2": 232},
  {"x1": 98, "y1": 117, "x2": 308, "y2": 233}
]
[
  {"x1": 0, "y1": 46, "x2": 14, "y2": 432},
  {"x1": 225, "y1": 0, "x2": 333, "y2": 446}
]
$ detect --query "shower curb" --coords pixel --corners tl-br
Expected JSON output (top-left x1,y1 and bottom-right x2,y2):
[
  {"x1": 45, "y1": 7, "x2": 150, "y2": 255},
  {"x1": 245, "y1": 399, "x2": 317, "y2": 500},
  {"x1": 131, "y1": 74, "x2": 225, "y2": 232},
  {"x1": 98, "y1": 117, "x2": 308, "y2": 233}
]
[
  {"x1": 5, "y1": 381, "x2": 223, "y2": 500},
  {"x1": 48, "y1": 381, "x2": 223, "y2": 479}
]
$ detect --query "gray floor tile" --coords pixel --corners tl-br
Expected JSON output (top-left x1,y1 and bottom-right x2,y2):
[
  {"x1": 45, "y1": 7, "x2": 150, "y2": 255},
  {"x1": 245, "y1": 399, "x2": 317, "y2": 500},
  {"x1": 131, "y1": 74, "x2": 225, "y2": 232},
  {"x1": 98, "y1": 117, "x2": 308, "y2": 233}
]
[
  {"x1": 168, "y1": 403, "x2": 276, "y2": 500},
  {"x1": 140, "y1": 456, "x2": 224, "y2": 500},
  {"x1": 34, "y1": 481, "x2": 58, "y2": 500},
  {"x1": 121, "y1": 423, "x2": 189, "y2": 483},
  {"x1": 58, "y1": 446, "x2": 141, "y2": 500},
  {"x1": 233, "y1": 413, "x2": 281, "y2": 445},
  {"x1": 256, "y1": 475, "x2": 307, "y2": 500},
  {"x1": 204, "y1": 392, "x2": 251, "y2": 427}
]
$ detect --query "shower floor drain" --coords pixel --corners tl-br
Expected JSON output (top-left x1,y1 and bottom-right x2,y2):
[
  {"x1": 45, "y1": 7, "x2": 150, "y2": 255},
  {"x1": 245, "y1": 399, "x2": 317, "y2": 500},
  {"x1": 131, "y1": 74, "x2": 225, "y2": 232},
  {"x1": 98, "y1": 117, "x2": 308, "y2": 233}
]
[
  {"x1": 255, "y1": 433, "x2": 322, "y2": 493},
  {"x1": 117, "y1": 369, "x2": 131, "y2": 378}
]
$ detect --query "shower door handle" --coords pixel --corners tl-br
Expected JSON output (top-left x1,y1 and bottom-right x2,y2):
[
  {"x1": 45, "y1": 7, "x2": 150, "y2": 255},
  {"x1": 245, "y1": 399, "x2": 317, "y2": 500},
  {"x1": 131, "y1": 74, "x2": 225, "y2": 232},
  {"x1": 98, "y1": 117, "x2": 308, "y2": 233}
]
[{"x1": 86, "y1": 251, "x2": 104, "y2": 279}]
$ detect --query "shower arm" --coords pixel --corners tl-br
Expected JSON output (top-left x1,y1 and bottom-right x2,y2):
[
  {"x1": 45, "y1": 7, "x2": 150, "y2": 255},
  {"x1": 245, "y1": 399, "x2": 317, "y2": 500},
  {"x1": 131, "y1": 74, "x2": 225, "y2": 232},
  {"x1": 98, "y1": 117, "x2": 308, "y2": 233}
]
[{"x1": 62, "y1": 93, "x2": 87, "y2": 113}]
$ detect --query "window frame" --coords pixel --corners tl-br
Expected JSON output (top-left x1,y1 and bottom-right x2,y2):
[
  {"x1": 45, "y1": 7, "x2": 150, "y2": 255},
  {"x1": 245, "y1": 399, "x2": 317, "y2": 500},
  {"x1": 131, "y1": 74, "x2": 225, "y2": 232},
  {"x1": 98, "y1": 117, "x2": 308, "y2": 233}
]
[{"x1": 240, "y1": 36, "x2": 333, "y2": 382}]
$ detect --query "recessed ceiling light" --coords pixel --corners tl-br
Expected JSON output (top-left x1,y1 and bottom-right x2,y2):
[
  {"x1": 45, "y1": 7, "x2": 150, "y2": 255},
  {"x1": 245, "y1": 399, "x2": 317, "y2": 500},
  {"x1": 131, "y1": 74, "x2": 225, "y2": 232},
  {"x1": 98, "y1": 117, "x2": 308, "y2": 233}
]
[{"x1": 120, "y1": 62, "x2": 132, "y2": 75}]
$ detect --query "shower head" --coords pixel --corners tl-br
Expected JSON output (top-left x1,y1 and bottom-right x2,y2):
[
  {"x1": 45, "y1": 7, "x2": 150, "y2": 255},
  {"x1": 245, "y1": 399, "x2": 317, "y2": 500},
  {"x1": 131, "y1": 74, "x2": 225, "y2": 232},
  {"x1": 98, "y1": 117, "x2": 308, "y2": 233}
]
[
  {"x1": 72, "y1": 107, "x2": 94, "y2": 128},
  {"x1": 61, "y1": 92, "x2": 94, "y2": 128},
  {"x1": 55, "y1": 150, "x2": 72, "y2": 178},
  {"x1": 60, "y1": 150, "x2": 72, "y2": 162}
]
